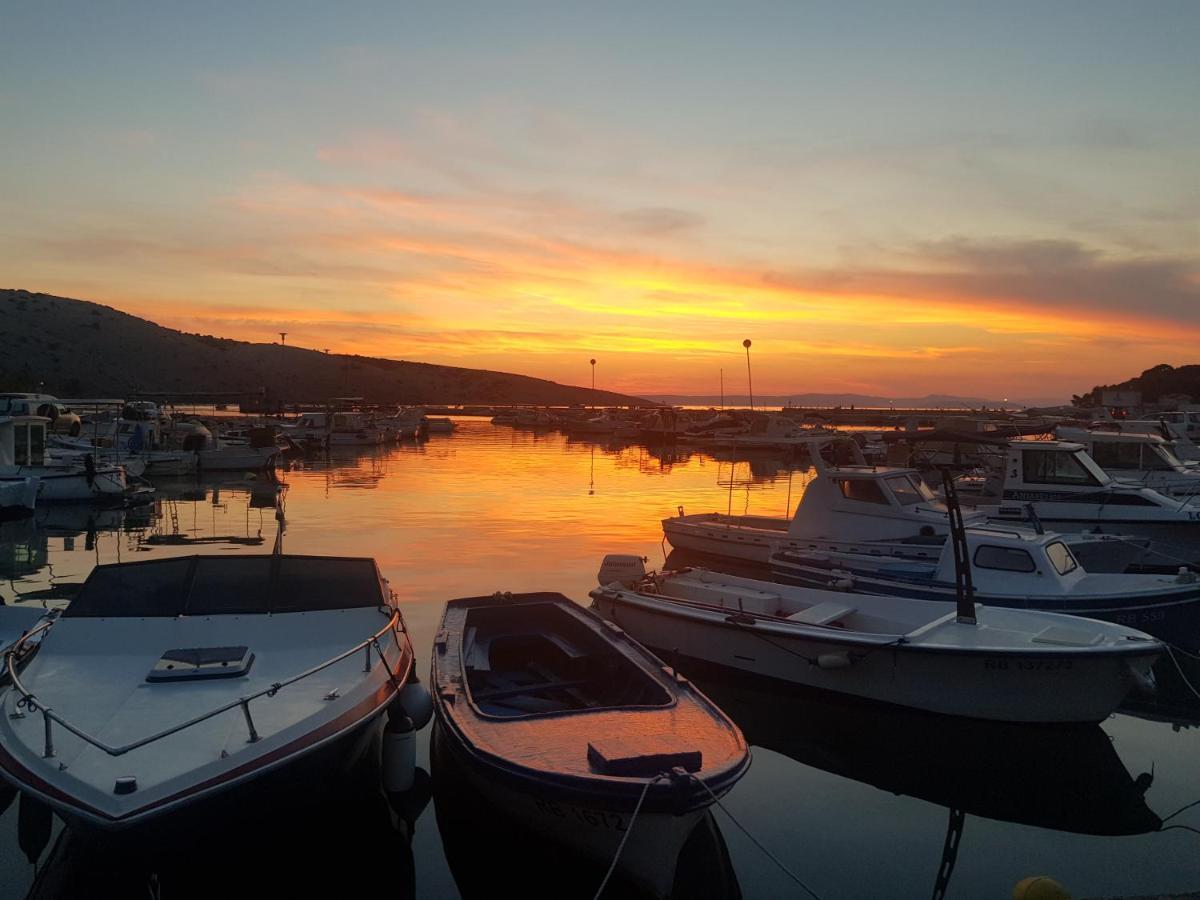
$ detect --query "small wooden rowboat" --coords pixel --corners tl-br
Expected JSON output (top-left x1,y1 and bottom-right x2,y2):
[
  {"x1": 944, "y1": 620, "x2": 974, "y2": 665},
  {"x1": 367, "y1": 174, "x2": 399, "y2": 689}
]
[{"x1": 431, "y1": 591, "x2": 750, "y2": 899}]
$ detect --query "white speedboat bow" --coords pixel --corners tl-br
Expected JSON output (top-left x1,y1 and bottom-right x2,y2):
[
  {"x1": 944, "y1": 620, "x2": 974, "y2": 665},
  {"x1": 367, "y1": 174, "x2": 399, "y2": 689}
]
[{"x1": 0, "y1": 554, "x2": 423, "y2": 829}]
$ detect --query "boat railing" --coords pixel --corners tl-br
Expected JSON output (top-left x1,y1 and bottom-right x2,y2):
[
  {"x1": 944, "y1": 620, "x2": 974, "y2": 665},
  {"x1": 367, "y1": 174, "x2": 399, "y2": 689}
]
[{"x1": 4, "y1": 609, "x2": 406, "y2": 761}]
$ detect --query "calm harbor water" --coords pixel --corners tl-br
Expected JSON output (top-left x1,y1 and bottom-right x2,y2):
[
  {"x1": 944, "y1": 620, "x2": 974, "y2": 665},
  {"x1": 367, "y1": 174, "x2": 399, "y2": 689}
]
[{"x1": 2, "y1": 419, "x2": 1199, "y2": 899}]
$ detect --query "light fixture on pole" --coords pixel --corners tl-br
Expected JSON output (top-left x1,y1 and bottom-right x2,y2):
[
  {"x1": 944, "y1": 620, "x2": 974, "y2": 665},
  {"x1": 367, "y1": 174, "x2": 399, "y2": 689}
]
[{"x1": 743, "y1": 339, "x2": 754, "y2": 412}]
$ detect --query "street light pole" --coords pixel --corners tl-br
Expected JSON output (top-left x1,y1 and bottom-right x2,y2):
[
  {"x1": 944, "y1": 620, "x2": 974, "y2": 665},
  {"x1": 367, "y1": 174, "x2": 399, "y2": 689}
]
[
  {"x1": 590, "y1": 358, "x2": 596, "y2": 409},
  {"x1": 743, "y1": 339, "x2": 754, "y2": 412}
]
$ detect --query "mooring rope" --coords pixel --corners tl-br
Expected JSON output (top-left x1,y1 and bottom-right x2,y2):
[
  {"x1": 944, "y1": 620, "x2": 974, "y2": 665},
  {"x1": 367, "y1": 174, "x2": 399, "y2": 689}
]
[
  {"x1": 691, "y1": 775, "x2": 826, "y2": 900},
  {"x1": 1164, "y1": 645, "x2": 1200, "y2": 704},
  {"x1": 592, "y1": 773, "x2": 665, "y2": 900}
]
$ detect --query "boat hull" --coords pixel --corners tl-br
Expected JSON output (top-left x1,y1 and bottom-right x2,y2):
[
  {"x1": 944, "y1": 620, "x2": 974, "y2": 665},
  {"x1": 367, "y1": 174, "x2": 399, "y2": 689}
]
[
  {"x1": 1, "y1": 466, "x2": 126, "y2": 502},
  {"x1": 590, "y1": 592, "x2": 1157, "y2": 723},
  {"x1": 195, "y1": 446, "x2": 278, "y2": 471},
  {"x1": 432, "y1": 725, "x2": 701, "y2": 899}
]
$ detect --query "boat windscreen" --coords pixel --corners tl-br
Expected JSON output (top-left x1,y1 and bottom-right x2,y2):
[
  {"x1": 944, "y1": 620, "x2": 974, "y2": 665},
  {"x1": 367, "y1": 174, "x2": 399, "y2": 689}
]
[{"x1": 62, "y1": 556, "x2": 384, "y2": 617}]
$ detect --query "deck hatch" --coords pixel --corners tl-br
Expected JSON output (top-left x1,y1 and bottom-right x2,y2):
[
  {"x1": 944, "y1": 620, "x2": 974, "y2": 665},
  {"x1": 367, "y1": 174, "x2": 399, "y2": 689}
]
[
  {"x1": 146, "y1": 646, "x2": 255, "y2": 682},
  {"x1": 587, "y1": 735, "x2": 702, "y2": 775}
]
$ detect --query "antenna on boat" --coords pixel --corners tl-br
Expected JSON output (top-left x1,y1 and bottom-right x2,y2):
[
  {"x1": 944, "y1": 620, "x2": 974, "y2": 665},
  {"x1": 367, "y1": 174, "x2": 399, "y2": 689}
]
[{"x1": 940, "y1": 469, "x2": 977, "y2": 625}]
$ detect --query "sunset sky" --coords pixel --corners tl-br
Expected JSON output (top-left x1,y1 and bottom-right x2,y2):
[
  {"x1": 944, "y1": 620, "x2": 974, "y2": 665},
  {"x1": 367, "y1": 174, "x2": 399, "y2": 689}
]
[{"x1": 1, "y1": 2, "x2": 1197, "y2": 403}]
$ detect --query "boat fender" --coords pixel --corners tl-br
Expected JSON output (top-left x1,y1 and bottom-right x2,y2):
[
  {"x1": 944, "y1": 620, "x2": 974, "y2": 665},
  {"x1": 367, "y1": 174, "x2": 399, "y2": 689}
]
[
  {"x1": 382, "y1": 714, "x2": 416, "y2": 793},
  {"x1": 831, "y1": 575, "x2": 855, "y2": 591},
  {"x1": 816, "y1": 653, "x2": 852, "y2": 670},
  {"x1": 1126, "y1": 662, "x2": 1157, "y2": 694},
  {"x1": 393, "y1": 680, "x2": 434, "y2": 731}
]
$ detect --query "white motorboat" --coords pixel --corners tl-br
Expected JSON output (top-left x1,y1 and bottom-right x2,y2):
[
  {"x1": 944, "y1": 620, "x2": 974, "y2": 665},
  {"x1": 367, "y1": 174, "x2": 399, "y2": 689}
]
[
  {"x1": 169, "y1": 421, "x2": 280, "y2": 471},
  {"x1": 0, "y1": 415, "x2": 130, "y2": 502},
  {"x1": 431, "y1": 591, "x2": 750, "y2": 899},
  {"x1": 0, "y1": 554, "x2": 428, "y2": 829},
  {"x1": 590, "y1": 556, "x2": 1161, "y2": 723},
  {"x1": 771, "y1": 526, "x2": 1200, "y2": 648},
  {"x1": 329, "y1": 411, "x2": 386, "y2": 446},
  {"x1": 685, "y1": 414, "x2": 837, "y2": 452},
  {"x1": 968, "y1": 440, "x2": 1200, "y2": 566},
  {"x1": 1054, "y1": 426, "x2": 1200, "y2": 495},
  {"x1": 663, "y1": 434, "x2": 1146, "y2": 573}
]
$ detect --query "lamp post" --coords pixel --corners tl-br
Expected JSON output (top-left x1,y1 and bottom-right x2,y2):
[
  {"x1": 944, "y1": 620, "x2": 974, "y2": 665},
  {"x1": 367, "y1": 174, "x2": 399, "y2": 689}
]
[
  {"x1": 743, "y1": 339, "x2": 754, "y2": 412},
  {"x1": 590, "y1": 358, "x2": 596, "y2": 409}
]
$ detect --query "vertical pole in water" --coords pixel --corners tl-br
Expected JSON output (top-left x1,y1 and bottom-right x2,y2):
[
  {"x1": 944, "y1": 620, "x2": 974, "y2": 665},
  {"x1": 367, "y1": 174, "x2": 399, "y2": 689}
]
[
  {"x1": 742, "y1": 340, "x2": 754, "y2": 412},
  {"x1": 940, "y1": 470, "x2": 977, "y2": 625},
  {"x1": 590, "y1": 359, "x2": 596, "y2": 411},
  {"x1": 720, "y1": 369, "x2": 724, "y2": 410}
]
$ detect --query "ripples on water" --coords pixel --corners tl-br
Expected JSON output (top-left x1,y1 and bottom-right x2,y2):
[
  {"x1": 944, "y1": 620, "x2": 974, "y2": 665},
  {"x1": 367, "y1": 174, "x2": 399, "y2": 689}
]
[{"x1": 2, "y1": 420, "x2": 1199, "y2": 899}]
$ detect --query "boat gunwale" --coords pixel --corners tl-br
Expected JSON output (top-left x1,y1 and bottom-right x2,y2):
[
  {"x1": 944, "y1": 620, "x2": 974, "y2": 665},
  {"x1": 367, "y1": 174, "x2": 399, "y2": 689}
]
[
  {"x1": 431, "y1": 592, "x2": 751, "y2": 813},
  {"x1": 591, "y1": 580, "x2": 1164, "y2": 660}
]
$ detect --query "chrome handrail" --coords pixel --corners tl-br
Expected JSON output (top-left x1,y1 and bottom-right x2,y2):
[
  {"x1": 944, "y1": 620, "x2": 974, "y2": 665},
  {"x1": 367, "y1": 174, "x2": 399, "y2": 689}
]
[{"x1": 4, "y1": 609, "x2": 405, "y2": 760}]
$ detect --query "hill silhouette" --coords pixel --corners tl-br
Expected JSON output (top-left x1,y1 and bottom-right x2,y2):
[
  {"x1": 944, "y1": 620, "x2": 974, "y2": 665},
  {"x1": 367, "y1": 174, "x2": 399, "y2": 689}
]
[
  {"x1": 0, "y1": 289, "x2": 649, "y2": 407},
  {"x1": 1074, "y1": 364, "x2": 1200, "y2": 407}
]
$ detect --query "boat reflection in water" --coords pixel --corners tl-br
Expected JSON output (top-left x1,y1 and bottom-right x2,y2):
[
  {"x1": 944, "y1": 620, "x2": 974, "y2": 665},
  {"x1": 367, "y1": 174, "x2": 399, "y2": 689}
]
[
  {"x1": 432, "y1": 724, "x2": 743, "y2": 900},
  {"x1": 20, "y1": 746, "x2": 429, "y2": 899},
  {"x1": 676, "y1": 660, "x2": 1162, "y2": 897}
]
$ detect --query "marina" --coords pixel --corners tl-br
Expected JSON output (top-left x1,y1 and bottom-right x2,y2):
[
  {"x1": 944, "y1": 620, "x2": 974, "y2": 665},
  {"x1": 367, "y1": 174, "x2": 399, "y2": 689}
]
[{"x1": 1, "y1": 419, "x2": 1199, "y2": 898}]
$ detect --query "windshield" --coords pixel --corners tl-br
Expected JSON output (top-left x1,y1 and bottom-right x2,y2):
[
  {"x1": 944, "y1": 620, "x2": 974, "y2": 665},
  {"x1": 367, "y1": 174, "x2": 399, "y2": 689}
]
[
  {"x1": 1045, "y1": 541, "x2": 1079, "y2": 575},
  {"x1": 886, "y1": 474, "x2": 936, "y2": 505}
]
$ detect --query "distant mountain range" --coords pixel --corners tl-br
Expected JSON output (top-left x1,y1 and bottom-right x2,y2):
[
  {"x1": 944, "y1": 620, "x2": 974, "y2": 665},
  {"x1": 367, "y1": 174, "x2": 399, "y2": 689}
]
[
  {"x1": 0, "y1": 290, "x2": 650, "y2": 407},
  {"x1": 645, "y1": 393, "x2": 1044, "y2": 409}
]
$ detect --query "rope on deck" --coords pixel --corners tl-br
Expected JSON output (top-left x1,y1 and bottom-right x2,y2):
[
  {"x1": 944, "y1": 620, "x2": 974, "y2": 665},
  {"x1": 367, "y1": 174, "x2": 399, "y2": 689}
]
[
  {"x1": 592, "y1": 773, "x2": 665, "y2": 900},
  {"x1": 691, "y1": 775, "x2": 826, "y2": 900}
]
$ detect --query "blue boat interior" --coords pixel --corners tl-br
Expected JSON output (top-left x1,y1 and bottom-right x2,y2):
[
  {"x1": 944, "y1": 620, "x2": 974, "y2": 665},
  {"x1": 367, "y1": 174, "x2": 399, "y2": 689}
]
[{"x1": 462, "y1": 602, "x2": 672, "y2": 718}]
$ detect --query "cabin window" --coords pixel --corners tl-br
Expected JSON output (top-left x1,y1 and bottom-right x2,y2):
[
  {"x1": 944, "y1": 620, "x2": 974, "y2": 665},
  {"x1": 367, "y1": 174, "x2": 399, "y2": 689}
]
[
  {"x1": 13, "y1": 423, "x2": 28, "y2": 465},
  {"x1": 836, "y1": 478, "x2": 888, "y2": 504},
  {"x1": 1045, "y1": 541, "x2": 1078, "y2": 575},
  {"x1": 1090, "y1": 441, "x2": 1141, "y2": 470},
  {"x1": 886, "y1": 474, "x2": 934, "y2": 505},
  {"x1": 1022, "y1": 450, "x2": 1101, "y2": 486},
  {"x1": 973, "y1": 545, "x2": 1036, "y2": 573}
]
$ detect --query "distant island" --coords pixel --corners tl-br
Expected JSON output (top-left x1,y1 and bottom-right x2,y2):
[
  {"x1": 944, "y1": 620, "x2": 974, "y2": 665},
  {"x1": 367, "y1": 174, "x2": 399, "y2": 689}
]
[{"x1": 0, "y1": 289, "x2": 650, "y2": 407}]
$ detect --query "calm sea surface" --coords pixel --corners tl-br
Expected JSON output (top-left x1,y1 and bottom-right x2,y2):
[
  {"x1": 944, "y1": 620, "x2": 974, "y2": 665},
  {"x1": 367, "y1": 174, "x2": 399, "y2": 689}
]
[{"x1": 2, "y1": 419, "x2": 1198, "y2": 899}]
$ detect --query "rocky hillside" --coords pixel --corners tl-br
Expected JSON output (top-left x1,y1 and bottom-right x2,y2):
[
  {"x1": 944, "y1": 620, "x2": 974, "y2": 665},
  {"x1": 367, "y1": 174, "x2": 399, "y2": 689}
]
[
  {"x1": 0, "y1": 290, "x2": 650, "y2": 407},
  {"x1": 1074, "y1": 364, "x2": 1200, "y2": 407}
]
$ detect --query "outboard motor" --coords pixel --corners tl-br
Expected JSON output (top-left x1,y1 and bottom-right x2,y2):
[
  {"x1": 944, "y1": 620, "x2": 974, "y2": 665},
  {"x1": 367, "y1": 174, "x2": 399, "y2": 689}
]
[{"x1": 596, "y1": 554, "x2": 647, "y2": 588}]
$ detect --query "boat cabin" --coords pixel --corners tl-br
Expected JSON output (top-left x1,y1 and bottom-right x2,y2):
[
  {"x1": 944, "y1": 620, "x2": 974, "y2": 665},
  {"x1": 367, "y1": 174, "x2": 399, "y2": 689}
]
[
  {"x1": 787, "y1": 464, "x2": 982, "y2": 541},
  {"x1": 0, "y1": 416, "x2": 49, "y2": 468},
  {"x1": 1055, "y1": 427, "x2": 1194, "y2": 480},
  {"x1": 929, "y1": 528, "x2": 1087, "y2": 596},
  {"x1": 332, "y1": 411, "x2": 371, "y2": 432}
]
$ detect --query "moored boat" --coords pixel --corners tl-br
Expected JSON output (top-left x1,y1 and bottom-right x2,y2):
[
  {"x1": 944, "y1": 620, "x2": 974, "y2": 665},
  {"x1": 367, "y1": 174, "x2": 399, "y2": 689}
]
[
  {"x1": 770, "y1": 526, "x2": 1200, "y2": 648},
  {"x1": 430, "y1": 591, "x2": 750, "y2": 899},
  {"x1": 589, "y1": 556, "x2": 1162, "y2": 723},
  {"x1": 0, "y1": 553, "x2": 426, "y2": 829}
]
